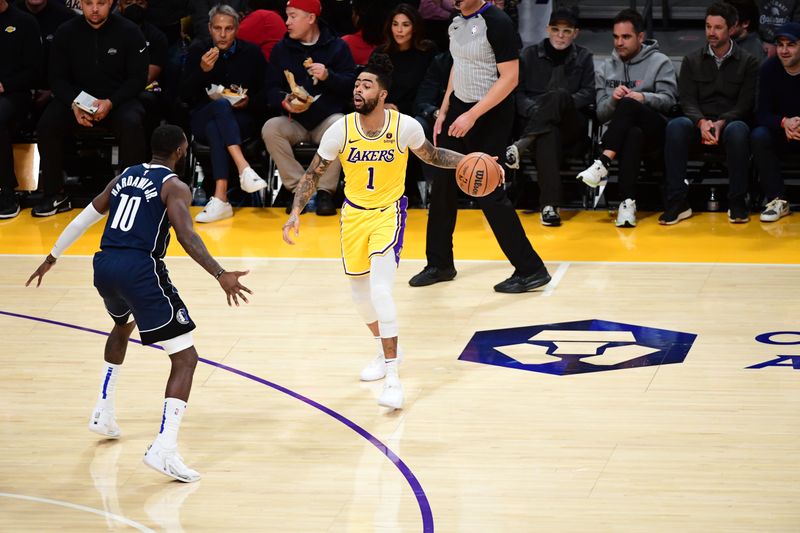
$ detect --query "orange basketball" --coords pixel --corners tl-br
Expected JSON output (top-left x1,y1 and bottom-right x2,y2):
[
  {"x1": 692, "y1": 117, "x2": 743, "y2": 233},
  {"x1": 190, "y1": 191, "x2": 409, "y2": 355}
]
[{"x1": 455, "y1": 152, "x2": 503, "y2": 197}]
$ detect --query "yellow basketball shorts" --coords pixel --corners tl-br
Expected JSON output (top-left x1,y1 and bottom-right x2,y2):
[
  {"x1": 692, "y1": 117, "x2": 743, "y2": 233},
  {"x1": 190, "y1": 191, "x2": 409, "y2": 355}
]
[{"x1": 340, "y1": 196, "x2": 408, "y2": 276}]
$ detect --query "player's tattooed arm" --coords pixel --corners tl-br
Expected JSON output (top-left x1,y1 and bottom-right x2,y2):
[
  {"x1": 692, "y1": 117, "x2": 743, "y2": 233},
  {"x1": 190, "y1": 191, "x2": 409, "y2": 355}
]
[
  {"x1": 411, "y1": 139, "x2": 463, "y2": 169},
  {"x1": 288, "y1": 154, "x2": 332, "y2": 214}
]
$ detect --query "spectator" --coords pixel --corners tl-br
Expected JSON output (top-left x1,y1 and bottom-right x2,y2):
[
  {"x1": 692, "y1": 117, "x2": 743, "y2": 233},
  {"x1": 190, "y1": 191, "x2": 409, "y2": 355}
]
[
  {"x1": 755, "y1": 0, "x2": 800, "y2": 56},
  {"x1": 726, "y1": 0, "x2": 767, "y2": 61},
  {"x1": 373, "y1": 2, "x2": 437, "y2": 205},
  {"x1": 18, "y1": 0, "x2": 75, "y2": 113},
  {"x1": 408, "y1": 0, "x2": 550, "y2": 293},
  {"x1": 342, "y1": 0, "x2": 387, "y2": 66},
  {"x1": 261, "y1": 0, "x2": 356, "y2": 216},
  {"x1": 418, "y1": 0, "x2": 454, "y2": 51},
  {"x1": 751, "y1": 22, "x2": 800, "y2": 222},
  {"x1": 504, "y1": 6, "x2": 594, "y2": 227},
  {"x1": 181, "y1": 4, "x2": 268, "y2": 223},
  {"x1": 237, "y1": 0, "x2": 287, "y2": 62},
  {"x1": 0, "y1": 0, "x2": 42, "y2": 219},
  {"x1": 577, "y1": 8, "x2": 678, "y2": 228},
  {"x1": 35, "y1": 0, "x2": 148, "y2": 217},
  {"x1": 659, "y1": 2, "x2": 760, "y2": 225}
]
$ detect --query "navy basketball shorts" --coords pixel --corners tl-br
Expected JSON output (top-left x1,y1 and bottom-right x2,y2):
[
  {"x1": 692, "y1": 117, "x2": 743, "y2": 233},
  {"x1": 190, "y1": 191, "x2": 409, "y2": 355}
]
[{"x1": 93, "y1": 249, "x2": 196, "y2": 345}]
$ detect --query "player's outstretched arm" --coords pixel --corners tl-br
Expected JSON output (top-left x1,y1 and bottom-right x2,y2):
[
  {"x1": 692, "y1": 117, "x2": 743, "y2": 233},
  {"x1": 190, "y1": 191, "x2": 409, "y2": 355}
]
[
  {"x1": 163, "y1": 178, "x2": 252, "y2": 307},
  {"x1": 25, "y1": 178, "x2": 116, "y2": 287},
  {"x1": 411, "y1": 139, "x2": 464, "y2": 169},
  {"x1": 282, "y1": 153, "x2": 332, "y2": 245}
]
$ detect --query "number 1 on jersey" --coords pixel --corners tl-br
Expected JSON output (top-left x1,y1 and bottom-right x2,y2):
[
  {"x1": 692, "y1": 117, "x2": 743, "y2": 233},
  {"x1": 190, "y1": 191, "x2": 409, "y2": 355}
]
[{"x1": 366, "y1": 167, "x2": 375, "y2": 190}]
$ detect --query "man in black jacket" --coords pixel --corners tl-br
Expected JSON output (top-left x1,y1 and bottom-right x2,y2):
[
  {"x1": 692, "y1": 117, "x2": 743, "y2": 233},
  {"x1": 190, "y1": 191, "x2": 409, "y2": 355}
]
[
  {"x1": 182, "y1": 3, "x2": 268, "y2": 223},
  {"x1": 34, "y1": 0, "x2": 148, "y2": 217},
  {"x1": 0, "y1": 0, "x2": 42, "y2": 218},
  {"x1": 504, "y1": 7, "x2": 594, "y2": 226},
  {"x1": 261, "y1": 0, "x2": 356, "y2": 216},
  {"x1": 659, "y1": 1, "x2": 760, "y2": 225}
]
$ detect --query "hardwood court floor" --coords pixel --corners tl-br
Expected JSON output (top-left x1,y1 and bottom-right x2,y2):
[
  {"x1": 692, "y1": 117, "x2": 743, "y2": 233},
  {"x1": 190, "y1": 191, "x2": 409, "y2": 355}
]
[{"x1": 1, "y1": 207, "x2": 799, "y2": 532}]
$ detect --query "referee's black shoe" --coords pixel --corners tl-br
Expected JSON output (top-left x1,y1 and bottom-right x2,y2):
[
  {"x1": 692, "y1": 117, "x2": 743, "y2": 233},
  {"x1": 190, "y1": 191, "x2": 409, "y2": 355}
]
[
  {"x1": 408, "y1": 265, "x2": 457, "y2": 287},
  {"x1": 493, "y1": 266, "x2": 551, "y2": 293}
]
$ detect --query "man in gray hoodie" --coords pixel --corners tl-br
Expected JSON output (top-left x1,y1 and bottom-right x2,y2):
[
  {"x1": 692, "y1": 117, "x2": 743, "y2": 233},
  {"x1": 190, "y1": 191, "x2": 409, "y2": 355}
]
[{"x1": 577, "y1": 9, "x2": 677, "y2": 227}]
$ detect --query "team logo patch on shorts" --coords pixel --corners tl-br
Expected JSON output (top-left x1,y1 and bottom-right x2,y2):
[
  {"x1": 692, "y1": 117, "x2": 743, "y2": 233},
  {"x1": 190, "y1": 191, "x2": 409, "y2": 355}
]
[{"x1": 175, "y1": 308, "x2": 190, "y2": 324}]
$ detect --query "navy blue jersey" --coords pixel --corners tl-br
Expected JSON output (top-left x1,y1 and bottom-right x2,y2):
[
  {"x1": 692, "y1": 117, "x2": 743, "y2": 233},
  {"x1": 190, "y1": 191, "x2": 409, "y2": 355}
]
[{"x1": 100, "y1": 164, "x2": 177, "y2": 258}]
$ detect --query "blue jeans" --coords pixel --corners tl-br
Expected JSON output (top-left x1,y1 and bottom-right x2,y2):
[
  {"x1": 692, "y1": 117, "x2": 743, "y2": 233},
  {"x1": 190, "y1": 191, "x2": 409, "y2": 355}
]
[
  {"x1": 664, "y1": 116, "x2": 750, "y2": 202},
  {"x1": 190, "y1": 99, "x2": 255, "y2": 181},
  {"x1": 751, "y1": 125, "x2": 800, "y2": 201}
]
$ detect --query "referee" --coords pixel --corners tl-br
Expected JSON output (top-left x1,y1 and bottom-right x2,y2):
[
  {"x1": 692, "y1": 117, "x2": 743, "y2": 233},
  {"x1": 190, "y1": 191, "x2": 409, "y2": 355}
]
[{"x1": 409, "y1": 0, "x2": 550, "y2": 293}]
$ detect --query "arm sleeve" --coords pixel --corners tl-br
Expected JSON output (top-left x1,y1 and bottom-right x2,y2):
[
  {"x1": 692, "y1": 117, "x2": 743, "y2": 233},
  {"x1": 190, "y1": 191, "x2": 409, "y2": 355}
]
[
  {"x1": 50, "y1": 204, "x2": 106, "y2": 258},
  {"x1": 399, "y1": 115, "x2": 426, "y2": 151},
  {"x1": 109, "y1": 26, "x2": 149, "y2": 106},
  {"x1": 316, "y1": 117, "x2": 347, "y2": 161},
  {"x1": 484, "y1": 8, "x2": 521, "y2": 64},
  {"x1": 640, "y1": 57, "x2": 678, "y2": 113}
]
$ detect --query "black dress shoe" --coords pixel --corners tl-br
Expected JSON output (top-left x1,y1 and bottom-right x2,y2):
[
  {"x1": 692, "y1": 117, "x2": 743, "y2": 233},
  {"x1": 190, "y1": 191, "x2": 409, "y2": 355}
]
[
  {"x1": 408, "y1": 265, "x2": 457, "y2": 287},
  {"x1": 493, "y1": 267, "x2": 551, "y2": 293},
  {"x1": 315, "y1": 189, "x2": 337, "y2": 216}
]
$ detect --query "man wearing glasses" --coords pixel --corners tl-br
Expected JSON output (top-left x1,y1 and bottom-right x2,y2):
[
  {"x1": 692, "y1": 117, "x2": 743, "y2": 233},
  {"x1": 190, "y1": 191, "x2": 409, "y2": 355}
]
[{"x1": 504, "y1": 7, "x2": 595, "y2": 226}]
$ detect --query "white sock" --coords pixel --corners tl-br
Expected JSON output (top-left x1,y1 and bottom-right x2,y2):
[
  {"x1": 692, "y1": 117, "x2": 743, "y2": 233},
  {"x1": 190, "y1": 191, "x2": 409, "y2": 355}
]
[
  {"x1": 95, "y1": 362, "x2": 121, "y2": 412},
  {"x1": 155, "y1": 397, "x2": 187, "y2": 448},
  {"x1": 374, "y1": 336, "x2": 384, "y2": 356}
]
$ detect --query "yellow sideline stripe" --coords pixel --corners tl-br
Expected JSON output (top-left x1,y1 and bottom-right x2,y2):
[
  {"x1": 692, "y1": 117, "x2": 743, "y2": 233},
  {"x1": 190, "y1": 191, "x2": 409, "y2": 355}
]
[{"x1": 1, "y1": 207, "x2": 799, "y2": 264}]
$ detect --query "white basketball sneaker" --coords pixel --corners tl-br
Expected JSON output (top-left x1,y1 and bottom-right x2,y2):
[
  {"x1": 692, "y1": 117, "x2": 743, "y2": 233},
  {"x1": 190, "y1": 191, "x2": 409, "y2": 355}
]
[
  {"x1": 577, "y1": 160, "x2": 608, "y2": 188},
  {"x1": 360, "y1": 346, "x2": 404, "y2": 381},
  {"x1": 88, "y1": 407, "x2": 121, "y2": 438},
  {"x1": 143, "y1": 440, "x2": 201, "y2": 483},
  {"x1": 239, "y1": 167, "x2": 267, "y2": 193},
  {"x1": 378, "y1": 373, "x2": 404, "y2": 410},
  {"x1": 615, "y1": 198, "x2": 637, "y2": 227},
  {"x1": 195, "y1": 196, "x2": 233, "y2": 223}
]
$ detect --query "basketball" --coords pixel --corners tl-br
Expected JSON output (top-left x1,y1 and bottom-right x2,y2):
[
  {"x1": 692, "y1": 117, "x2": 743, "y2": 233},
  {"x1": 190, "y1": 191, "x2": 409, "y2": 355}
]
[{"x1": 455, "y1": 152, "x2": 503, "y2": 197}]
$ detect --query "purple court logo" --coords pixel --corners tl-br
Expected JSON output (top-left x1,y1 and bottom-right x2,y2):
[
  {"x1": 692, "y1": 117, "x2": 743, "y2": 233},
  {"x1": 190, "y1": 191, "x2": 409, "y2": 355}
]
[{"x1": 458, "y1": 319, "x2": 697, "y2": 376}]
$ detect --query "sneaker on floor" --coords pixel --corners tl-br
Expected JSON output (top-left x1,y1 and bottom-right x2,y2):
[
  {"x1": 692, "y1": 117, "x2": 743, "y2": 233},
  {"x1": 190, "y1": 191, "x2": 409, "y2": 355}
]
[
  {"x1": 616, "y1": 198, "x2": 637, "y2": 227},
  {"x1": 658, "y1": 199, "x2": 692, "y2": 225},
  {"x1": 0, "y1": 189, "x2": 20, "y2": 219},
  {"x1": 239, "y1": 167, "x2": 267, "y2": 193},
  {"x1": 31, "y1": 193, "x2": 71, "y2": 217},
  {"x1": 195, "y1": 196, "x2": 233, "y2": 223},
  {"x1": 505, "y1": 144, "x2": 520, "y2": 170},
  {"x1": 143, "y1": 440, "x2": 201, "y2": 483},
  {"x1": 540, "y1": 205, "x2": 561, "y2": 226},
  {"x1": 88, "y1": 407, "x2": 121, "y2": 438},
  {"x1": 360, "y1": 347, "x2": 404, "y2": 382},
  {"x1": 759, "y1": 198, "x2": 789, "y2": 222},
  {"x1": 315, "y1": 189, "x2": 337, "y2": 216},
  {"x1": 493, "y1": 266, "x2": 551, "y2": 293},
  {"x1": 728, "y1": 197, "x2": 750, "y2": 223},
  {"x1": 577, "y1": 160, "x2": 608, "y2": 188},
  {"x1": 408, "y1": 265, "x2": 457, "y2": 287},
  {"x1": 378, "y1": 374, "x2": 404, "y2": 409}
]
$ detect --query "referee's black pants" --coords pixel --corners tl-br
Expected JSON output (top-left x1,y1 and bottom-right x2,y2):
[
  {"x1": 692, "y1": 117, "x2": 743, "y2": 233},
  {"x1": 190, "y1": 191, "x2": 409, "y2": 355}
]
[{"x1": 426, "y1": 94, "x2": 545, "y2": 277}]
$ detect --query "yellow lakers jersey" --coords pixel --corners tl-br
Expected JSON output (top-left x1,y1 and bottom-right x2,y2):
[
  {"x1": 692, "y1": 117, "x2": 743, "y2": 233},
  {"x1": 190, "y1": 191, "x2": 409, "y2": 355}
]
[{"x1": 339, "y1": 109, "x2": 408, "y2": 209}]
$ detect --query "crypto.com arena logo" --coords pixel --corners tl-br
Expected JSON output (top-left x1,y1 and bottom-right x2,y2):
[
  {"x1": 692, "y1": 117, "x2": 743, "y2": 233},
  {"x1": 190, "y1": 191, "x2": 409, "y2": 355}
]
[{"x1": 458, "y1": 319, "x2": 697, "y2": 376}]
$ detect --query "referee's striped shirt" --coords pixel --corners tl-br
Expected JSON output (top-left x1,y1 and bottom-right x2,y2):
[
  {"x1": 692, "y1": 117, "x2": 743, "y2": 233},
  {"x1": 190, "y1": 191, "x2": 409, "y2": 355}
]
[{"x1": 448, "y1": 3, "x2": 521, "y2": 103}]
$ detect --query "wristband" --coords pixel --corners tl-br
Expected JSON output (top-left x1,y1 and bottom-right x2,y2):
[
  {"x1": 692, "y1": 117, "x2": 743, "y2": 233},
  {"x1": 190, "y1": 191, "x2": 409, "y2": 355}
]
[
  {"x1": 45, "y1": 255, "x2": 57, "y2": 264},
  {"x1": 214, "y1": 268, "x2": 225, "y2": 280}
]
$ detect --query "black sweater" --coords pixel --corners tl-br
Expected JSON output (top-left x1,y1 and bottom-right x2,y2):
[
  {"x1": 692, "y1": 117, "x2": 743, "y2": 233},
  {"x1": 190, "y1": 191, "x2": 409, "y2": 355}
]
[
  {"x1": 0, "y1": 3, "x2": 42, "y2": 94},
  {"x1": 49, "y1": 14, "x2": 148, "y2": 107}
]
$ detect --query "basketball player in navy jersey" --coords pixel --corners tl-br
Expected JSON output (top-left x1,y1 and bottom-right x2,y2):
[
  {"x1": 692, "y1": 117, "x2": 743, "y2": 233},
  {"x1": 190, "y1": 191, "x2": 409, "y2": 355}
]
[{"x1": 27, "y1": 125, "x2": 252, "y2": 482}]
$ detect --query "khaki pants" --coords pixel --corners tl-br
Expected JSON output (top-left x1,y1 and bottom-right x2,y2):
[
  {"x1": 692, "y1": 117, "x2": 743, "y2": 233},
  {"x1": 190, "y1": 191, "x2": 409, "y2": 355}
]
[{"x1": 261, "y1": 114, "x2": 342, "y2": 193}]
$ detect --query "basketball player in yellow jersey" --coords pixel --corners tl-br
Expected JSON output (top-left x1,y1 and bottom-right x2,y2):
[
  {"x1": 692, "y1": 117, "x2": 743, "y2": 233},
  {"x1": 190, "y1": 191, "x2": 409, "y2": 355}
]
[{"x1": 283, "y1": 54, "x2": 464, "y2": 410}]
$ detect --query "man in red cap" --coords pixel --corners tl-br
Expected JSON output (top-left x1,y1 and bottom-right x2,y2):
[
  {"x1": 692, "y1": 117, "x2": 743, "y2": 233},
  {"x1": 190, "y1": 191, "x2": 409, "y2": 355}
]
[{"x1": 262, "y1": 0, "x2": 357, "y2": 216}]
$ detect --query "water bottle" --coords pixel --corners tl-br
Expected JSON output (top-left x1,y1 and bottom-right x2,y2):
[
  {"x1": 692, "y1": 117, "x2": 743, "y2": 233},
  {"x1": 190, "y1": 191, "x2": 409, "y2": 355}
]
[
  {"x1": 707, "y1": 187, "x2": 719, "y2": 212},
  {"x1": 192, "y1": 162, "x2": 207, "y2": 205}
]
